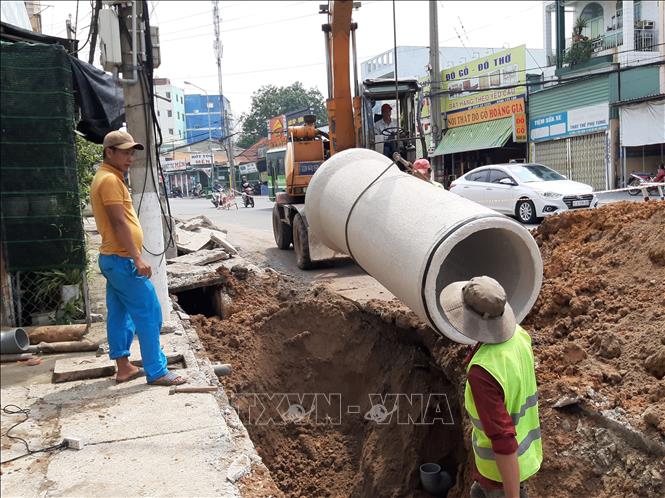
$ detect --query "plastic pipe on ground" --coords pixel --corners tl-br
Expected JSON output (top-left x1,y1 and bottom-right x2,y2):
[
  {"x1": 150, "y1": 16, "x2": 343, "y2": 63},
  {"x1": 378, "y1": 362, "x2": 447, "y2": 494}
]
[
  {"x1": 0, "y1": 353, "x2": 34, "y2": 363},
  {"x1": 305, "y1": 148, "x2": 543, "y2": 344},
  {"x1": 0, "y1": 328, "x2": 30, "y2": 354}
]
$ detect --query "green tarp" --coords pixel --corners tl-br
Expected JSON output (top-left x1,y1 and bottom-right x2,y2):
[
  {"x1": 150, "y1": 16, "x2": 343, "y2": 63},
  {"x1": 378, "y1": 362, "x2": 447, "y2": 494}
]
[{"x1": 431, "y1": 117, "x2": 513, "y2": 157}]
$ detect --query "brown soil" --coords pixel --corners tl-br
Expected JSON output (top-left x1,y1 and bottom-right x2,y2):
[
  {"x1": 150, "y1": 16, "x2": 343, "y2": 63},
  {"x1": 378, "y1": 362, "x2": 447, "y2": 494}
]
[
  {"x1": 190, "y1": 201, "x2": 665, "y2": 498},
  {"x1": 193, "y1": 268, "x2": 466, "y2": 498}
]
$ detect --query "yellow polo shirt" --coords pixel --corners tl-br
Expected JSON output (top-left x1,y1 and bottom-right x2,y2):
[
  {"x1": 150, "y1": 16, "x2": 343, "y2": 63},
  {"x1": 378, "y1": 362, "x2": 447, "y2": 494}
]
[{"x1": 90, "y1": 163, "x2": 144, "y2": 257}]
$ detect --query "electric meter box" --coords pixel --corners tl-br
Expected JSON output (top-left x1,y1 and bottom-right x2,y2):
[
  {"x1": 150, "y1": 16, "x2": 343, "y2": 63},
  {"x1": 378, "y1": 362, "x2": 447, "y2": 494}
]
[{"x1": 98, "y1": 9, "x2": 122, "y2": 71}]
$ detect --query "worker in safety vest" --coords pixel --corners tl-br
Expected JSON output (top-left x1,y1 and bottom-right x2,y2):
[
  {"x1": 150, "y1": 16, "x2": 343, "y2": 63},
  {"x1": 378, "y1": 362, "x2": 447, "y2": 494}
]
[{"x1": 440, "y1": 276, "x2": 542, "y2": 498}]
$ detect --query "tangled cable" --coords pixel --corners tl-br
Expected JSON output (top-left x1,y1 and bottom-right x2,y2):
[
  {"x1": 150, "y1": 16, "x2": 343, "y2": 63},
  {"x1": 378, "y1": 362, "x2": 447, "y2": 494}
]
[{"x1": 0, "y1": 405, "x2": 67, "y2": 465}]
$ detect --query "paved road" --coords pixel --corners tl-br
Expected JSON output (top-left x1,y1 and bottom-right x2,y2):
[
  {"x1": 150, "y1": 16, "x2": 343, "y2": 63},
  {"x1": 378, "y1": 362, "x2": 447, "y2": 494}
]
[
  {"x1": 168, "y1": 190, "x2": 649, "y2": 300},
  {"x1": 169, "y1": 196, "x2": 393, "y2": 302}
]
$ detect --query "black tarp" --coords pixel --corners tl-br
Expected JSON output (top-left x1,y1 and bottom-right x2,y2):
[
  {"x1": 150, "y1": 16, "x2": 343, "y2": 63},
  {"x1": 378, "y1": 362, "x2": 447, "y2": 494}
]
[{"x1": 69, "y1": 57, "x2": 125, "y2": 144}]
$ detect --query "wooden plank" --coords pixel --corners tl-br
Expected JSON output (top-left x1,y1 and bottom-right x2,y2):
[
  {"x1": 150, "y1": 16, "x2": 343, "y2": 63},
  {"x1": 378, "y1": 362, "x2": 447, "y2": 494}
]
[
  {"x1": 53, "y1": 357, "x2": 116, "y2": 383},
  {"x1": 52, "y1": 350, "x2": 183, "y2": 383}
]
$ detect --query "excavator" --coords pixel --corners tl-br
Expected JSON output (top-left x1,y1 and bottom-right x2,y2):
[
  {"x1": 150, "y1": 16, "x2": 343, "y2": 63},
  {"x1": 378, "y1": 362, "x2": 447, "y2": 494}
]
[{"x1": 271, "y1": 0, "x2": 424, "y2": 269}]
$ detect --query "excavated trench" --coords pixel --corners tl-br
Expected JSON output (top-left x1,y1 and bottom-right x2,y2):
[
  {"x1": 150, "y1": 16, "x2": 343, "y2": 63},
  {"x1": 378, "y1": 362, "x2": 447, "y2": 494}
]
[
  {"x1": 182, "y1": 268, "x2": 470, "y2": 498},
  {"x1": 179, "y1": 202, "x2": 665, "y2": 498}
]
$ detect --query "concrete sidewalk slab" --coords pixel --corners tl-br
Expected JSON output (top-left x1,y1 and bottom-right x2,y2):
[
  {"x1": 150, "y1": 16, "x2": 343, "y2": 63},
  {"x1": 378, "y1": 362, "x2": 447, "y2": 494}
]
[{"x1": 1, "y1": 224, "x2": 278, "y2": 498}]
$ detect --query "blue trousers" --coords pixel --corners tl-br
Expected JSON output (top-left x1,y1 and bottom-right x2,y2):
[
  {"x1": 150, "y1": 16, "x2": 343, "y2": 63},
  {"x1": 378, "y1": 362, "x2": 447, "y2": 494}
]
[{"x1": 99, "y1": 254, "x2": 168, "y2": 382}]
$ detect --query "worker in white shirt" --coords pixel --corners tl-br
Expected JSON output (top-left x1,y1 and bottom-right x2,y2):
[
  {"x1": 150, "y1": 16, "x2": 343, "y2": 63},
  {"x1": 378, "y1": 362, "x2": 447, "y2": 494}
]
[
  {"x1": 374, "y1": 103, "x2": 393, "y2": 135},
  {"x1": 374, "y1": 103, "x2": 395, "y2": 158}
]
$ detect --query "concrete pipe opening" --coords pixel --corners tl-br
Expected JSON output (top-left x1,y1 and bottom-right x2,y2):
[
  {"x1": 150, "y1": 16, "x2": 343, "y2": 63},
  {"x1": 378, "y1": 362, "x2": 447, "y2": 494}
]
[{"x1": 424, "y1": 217, "x2": 542, "y2": 344}]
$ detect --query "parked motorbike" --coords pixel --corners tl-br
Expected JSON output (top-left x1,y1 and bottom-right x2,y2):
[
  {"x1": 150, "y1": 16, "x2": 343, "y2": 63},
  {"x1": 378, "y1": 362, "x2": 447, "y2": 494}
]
[
  {"x1": 242, "y1": 187, "x2": 255, "y2": 208},
  {"x1": 627, "y1": 172, "x2": 660, "y2": 196}
]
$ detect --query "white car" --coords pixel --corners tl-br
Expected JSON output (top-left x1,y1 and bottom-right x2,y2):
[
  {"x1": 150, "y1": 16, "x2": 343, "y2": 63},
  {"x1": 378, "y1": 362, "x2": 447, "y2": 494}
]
[{"x1": 449, "y1": 163, "x2": 598, "y2": 224}]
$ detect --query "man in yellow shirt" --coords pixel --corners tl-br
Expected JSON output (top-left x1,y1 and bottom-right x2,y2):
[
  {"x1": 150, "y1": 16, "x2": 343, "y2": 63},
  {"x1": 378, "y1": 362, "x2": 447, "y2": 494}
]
[{"x1": 91, "y1": 131, "x2": 185, "y2": 386}]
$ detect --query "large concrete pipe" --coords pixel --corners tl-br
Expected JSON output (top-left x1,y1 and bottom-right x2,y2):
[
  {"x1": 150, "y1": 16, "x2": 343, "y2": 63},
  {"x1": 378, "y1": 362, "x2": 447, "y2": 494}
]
[{"x1": 305, "y1": 149, "x2": 543, "y2": 344}]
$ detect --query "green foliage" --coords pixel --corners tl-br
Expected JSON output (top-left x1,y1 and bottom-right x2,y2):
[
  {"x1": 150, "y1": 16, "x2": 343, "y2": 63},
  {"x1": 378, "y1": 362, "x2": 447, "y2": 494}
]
[
  {"x1": 572, "y1": 16, "x2": 588, "y2": 38},
  {"x1": 76, "y1": 134, "x2": 102, "y2": 209},
  {"x1": 565, "y1": 15, "x2": 592, "y2": 65},
  {"x1": 237, "y1": 82, "x2": 327, "y2": 148},
  {"x1": 55, "y1": 296, "x2": 84, "y2": 325},
  {"x1": 564, "y1": 39, "x2": 593, "y2": 65}
]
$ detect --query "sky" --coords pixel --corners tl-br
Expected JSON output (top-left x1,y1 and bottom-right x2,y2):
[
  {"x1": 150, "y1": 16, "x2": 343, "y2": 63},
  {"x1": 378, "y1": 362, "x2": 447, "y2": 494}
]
[{"x1": 37, "y1": 0, "x2": 545, "y2": 124}]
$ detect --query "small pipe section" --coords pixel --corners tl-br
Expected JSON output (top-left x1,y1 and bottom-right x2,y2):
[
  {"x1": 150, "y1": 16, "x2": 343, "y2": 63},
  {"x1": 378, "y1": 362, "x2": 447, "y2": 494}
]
[
  {"x1": 0, "y1": 328, "x2": 30, "y2": 354},
  {"x1": 0, "y1": 353, "x2": 34, "y2": 363}
]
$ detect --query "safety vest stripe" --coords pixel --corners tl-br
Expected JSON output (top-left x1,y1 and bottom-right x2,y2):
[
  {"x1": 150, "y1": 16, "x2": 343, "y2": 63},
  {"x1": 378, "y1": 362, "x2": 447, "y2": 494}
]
[
  {"x1": 472, "y1": 427, "x2": 542, "y2": 460},
  {"x1": 468, "y1": 392, "x2": 538, "y2": 431}
]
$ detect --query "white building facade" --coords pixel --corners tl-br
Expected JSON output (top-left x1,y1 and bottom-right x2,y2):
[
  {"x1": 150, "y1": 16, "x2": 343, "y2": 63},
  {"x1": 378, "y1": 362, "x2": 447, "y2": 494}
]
[{"x1": 154, "y1": 78, "x2": 187, "y2": 152}]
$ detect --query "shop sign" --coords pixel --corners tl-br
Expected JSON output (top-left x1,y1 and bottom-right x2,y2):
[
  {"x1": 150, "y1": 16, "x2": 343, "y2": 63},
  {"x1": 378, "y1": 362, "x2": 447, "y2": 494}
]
[
  {"x1": 512, "y1": 112, "x2": 527, "y2": 143},
  {"x1": 447, "y1": 98, "x2": 525, "y2": 128},
  {"x1": 530, "y1": 103, "x2": 609, "y2": 142},
  {"x1": 162, "y1": 159, "x2": 187, "y2": 172},
  {"x1": 268, "y1": 114, "x2": 287, "y2": 147},
  {"x1": 419, "y1": 75, "x2": 433, "y2": 151},
  {"x1": 190, "y1": 153, "x2": 213, "y2": 165},
  {"x1": 442, "y1": 45, "x2": 526, "y2": 113},
  {"x1": 239, "y1": 162, "x2": 258, "y2": 174}
]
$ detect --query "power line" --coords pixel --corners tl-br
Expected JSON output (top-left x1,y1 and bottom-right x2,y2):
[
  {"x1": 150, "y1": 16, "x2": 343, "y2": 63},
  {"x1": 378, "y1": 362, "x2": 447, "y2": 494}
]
[{"x1": 161, "y1": 12, "x2": 319, "y2": 42}]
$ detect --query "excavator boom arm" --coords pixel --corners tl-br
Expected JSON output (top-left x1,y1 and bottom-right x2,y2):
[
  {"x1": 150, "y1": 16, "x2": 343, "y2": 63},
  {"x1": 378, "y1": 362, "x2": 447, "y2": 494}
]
[{"x1": 324, "y1": 0, "x2": 357, "y2": 154}]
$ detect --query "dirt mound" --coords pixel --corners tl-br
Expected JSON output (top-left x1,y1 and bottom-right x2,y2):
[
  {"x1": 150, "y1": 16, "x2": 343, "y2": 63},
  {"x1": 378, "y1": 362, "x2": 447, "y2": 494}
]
[
  {"x1": 193, "y1": 271, "x2": 466, "y2": 498},
  {"x1": 522, "y1": 201, "x2": 665, "y2": 497}
]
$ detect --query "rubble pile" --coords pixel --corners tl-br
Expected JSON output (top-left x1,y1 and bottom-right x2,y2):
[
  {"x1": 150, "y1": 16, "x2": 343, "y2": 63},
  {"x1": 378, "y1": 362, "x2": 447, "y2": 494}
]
[{"x1": 167, "y1": 215, "x2": 240, "y2": 292}]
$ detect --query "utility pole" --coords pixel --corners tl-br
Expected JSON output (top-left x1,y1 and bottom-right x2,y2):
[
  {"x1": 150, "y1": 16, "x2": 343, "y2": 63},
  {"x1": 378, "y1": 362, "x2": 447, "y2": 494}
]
[
  {"x1": 118, "y1": 1, "x2": 172, "y2": 325},
  {"x1": 555, "y1": 0, "x2": 565, "y2": 69},
  {"x1": 213, "y1": 1, "x2": 234, "y2": 192},
  {"x1": 88, "y1": 0, "x2": 102, "y2": 65},
  {"x1": 428, "y1": 0, "x2": 443, "y2": 174}
]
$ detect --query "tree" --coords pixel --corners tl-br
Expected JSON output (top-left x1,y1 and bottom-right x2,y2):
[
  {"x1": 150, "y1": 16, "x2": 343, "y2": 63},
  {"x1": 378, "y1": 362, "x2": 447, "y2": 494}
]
[
  {"x1": 237, "y1": 82, "x2": 327, "y2": 149},
  {"x1": 75, "y1": 134, "x2": 102, "y2": 209}
]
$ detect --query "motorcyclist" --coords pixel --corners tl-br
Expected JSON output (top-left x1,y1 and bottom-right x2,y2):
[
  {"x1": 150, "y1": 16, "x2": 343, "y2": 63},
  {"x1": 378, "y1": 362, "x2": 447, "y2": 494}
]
[
  {"x1": 240, "y1": 176, "x2": 254, "y2": 207},
  {"x1": 212, "y1": 181, "x2": 223, "y2": 192},
  {"x1": 654, "y1": 164, "x2": 665, "y2": 183}
]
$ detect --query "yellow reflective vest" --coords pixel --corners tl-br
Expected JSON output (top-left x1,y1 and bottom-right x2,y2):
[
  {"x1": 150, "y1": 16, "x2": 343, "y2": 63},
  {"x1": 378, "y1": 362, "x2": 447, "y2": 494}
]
[{"x1": 464, "y1": 325, "x2": 542, "y2": 482}]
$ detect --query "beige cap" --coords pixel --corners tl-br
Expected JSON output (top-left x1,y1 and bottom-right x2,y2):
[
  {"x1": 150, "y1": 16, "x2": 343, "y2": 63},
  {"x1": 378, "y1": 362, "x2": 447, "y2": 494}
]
[
  {"x1": 103, "y1": 130, "x2": 144, "y2": 150},
  {"x1": 439, "y1": 276, "x2": 516, "y2": 344}
]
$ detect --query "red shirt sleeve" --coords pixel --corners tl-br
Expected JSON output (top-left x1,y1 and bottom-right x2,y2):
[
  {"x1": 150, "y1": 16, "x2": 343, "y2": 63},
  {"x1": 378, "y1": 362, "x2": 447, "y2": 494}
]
[{"x1": 467, "y1": 365, "x2": 518, "y2": 455}]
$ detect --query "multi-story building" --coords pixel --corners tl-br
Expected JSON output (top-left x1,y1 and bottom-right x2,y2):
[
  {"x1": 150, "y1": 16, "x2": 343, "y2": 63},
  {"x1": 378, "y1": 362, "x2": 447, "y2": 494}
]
[
  {"x1": 154, "y1": 78, "x2": 186, "y2": 151},
  {"x1": 184, "y1": 94, "x2": 231, "y2": 145},
  {"x1": 531, "y1": 0, "x2": 664, "y2": 190}
]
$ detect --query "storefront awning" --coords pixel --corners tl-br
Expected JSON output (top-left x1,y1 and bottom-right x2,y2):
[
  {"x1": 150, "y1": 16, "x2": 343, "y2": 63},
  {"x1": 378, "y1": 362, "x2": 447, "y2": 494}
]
[{"x1": 431, "y1": 117, "x2": 513, "y2": 157}]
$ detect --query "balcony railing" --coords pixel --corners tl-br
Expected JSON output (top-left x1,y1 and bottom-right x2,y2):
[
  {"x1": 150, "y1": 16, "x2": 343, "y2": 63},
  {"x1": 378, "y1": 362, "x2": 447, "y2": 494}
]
[{"x1": 565, "y1": 25, "x2": 659, "y2": 58}]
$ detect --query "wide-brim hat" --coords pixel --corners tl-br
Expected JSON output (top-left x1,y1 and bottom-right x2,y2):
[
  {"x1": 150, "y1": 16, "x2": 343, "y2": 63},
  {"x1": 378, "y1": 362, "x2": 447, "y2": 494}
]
[{"x1": 439, "y1": 276, "x2": 516, "y2": 344}]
